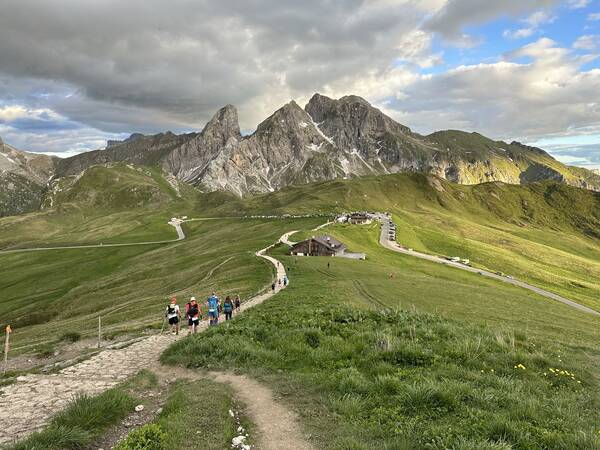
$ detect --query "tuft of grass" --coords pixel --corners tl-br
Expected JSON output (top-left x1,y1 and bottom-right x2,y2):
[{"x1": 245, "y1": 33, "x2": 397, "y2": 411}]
[
  {"x1": 34, "y1": 342, "x2": 56, "y2": 359},
  {"x1": 114, "y1": 423, "x2": 167, "y2": 450},
  {"x1": 59, "y1": 331, "x2": 81, "y2": 343}
]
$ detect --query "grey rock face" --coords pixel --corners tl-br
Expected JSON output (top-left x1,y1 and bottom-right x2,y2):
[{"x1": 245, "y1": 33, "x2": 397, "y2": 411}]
[
  {"x1": 106, "y1": 133, "x2": 145, "y2": 148},
  {"x1": 0, "y1": 138, "x2": 57, "y2": 216},
  {"x1": 40, "y1": 94, "x2": 600, "y2": 197},
  {"x1": 162, "y1": 104, "x2": 242, "y2": 182},
  {"x1": 55, "y1": 132, "x2": 196, "y2": 178}
]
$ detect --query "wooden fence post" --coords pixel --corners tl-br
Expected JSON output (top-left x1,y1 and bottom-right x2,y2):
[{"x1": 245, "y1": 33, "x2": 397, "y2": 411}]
[
  {"x1": 3, "y1": 325, "x2": 11, "y2": 374},
  {"x1": 97, "y1": 316, "x2": 102, "y2": 348}
]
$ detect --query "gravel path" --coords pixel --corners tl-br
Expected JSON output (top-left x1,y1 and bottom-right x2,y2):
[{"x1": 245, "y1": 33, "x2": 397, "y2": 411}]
[
  {"x1": 0, "y1": 231, "x2": 290, "y2": 447},
  {"x1": 0, "y1": 220, "x2": 185, "y2": 255},
  {"x1": 377, "y1": 214, "x2": 600, "y2": 317}
]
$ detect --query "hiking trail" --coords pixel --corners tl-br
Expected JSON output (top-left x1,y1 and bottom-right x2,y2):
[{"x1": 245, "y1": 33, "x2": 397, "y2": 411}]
[{"x1": 0, "y1": 231, "x2": 290, "y2": 447}]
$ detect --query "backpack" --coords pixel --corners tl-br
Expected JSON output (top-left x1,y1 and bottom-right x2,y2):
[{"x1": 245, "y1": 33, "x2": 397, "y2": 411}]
[
  {"x1": 167, "y1": 305, "x2": 176, "y2": 315},
  {"x1": 224, "y1": 301, "x2": 233, "y2": 312},
  {"x1": 189, "y1": 304, "x2": 199, "y2": 317}
]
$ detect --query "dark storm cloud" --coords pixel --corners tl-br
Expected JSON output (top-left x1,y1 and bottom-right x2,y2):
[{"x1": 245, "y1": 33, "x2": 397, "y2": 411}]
[{"x1": 0, "y1": 0, "x2": 428, "y2": 133}]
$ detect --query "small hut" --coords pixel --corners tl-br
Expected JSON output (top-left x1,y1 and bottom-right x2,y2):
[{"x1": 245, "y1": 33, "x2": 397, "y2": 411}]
[{"x1": 290, "y1": 235, "x2": 347, "y2": 257}]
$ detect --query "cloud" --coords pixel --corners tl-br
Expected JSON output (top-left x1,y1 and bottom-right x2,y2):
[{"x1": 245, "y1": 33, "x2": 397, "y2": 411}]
[
  {"x1": 0, "y1": 122, "x2": 124, "y2": 155},
  {"x1": 0, "y1": 0, "x2": 598, "y2": 169},
  {"x1": 423, "y1": 0, "x2": 556, "y2": 43},
  {"x1": 588, "y1": 13, "x2": 600, "y2": 21},
  {"x1": 383, "y1": 38, "x2": 600, "y2": 154},
  {"x1": 503, "y1": 9, "x2": 556, "y2": 40},
  {"x1": 573, "y1": 34, "x2": 599, "y2": 49},
  {"x1": 0, "y1": 0, "x2": 438, "y2": 136},
  {"x1": 567, "y1": 0, "x2": 590, "y2": 9}
]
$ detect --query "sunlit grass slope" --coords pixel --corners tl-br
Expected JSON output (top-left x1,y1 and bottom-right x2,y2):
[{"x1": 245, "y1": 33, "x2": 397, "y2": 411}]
[{"x1": 204, "y1": 173, "x2": 600, "y2": 311}]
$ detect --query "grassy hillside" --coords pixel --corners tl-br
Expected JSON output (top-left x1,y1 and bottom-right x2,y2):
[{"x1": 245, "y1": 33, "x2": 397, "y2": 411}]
[
  {"x1": 0, "y1": 165, "x2": 197, "y2": 249},
  {"x1": 0, "y1": 217, "x2": 321, "y2": 352},
  {"x1": 162, "y1": 224, "x2": 600, "y2": 449},
  {"x1": 200, "y1": 173, "x2": 600, "y2": 311}
]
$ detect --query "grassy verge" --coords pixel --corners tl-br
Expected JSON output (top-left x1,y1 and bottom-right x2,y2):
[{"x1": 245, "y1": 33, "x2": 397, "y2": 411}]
[
  {"x1": 150, "y1": 378, "x2": 250, "y2": 450},
  {"x1": 6, "y1": 370, "x2": 157, "y2": 450},
  {"x1": 162, "y1": 303, "x2": 600, "y2": 449}
]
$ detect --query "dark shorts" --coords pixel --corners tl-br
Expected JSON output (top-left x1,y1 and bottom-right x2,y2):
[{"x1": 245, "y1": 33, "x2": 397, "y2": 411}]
[
  {"x1": 168, "y1": 316, "x2": 179, "y2": 325},
  {"x1": 208, "y1": 310, "x2": 218, "y2": 319},
  {"x1": 188, "y1": 317, "x2": 200, "y2": 326}
]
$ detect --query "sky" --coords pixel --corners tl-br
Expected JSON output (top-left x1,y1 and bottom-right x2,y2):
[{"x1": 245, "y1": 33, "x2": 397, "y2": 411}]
[{"x1": 0, "y1": 0, "x2": 599, "y2": 168}]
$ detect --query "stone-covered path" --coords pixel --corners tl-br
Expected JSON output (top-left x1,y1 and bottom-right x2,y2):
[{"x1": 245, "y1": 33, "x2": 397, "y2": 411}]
[{"x1": 0, "y1": 233, "x2": 289, "y2": 447}]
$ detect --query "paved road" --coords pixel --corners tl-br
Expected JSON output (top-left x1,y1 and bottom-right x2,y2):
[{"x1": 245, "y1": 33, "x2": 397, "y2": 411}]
[
  {"x1": 0, "y1": 230, "x2": 291, "y2": 446},
  {"x1": 377, "y1": 215, "x2": 600, "y2": 317},
  {"x1": 0, "y1": 220, "x2": 185, "y2": 255}
]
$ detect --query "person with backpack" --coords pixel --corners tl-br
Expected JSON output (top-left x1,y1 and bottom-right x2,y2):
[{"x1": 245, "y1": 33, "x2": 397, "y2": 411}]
[
  {"x1": 271, "y1": 282, "x2": 276, "y2": 292},
  {"x1": 207, "y1": 292, "x2": 220, "y2": 326},
  {"x1": 283, "y1": 275, "x2": 288, "y2": 286},
  {"x1": 234, "y1": 295, "x2": 241, "y2": 313},
  {"x1": 165, "y1": 297, "x2": 181, "y2": 335},
  {"x1": 187, "y1": 297, "x2": 201, "y2": 334},
  {"x1": 223, "y1": 296, "x2": 234, "y2": 321}
]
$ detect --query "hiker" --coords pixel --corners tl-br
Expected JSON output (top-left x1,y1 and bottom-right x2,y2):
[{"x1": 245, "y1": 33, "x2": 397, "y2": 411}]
[
  {"x1": 327, "y1": 261, "x2": 330, "y2": 269},
  {"x1": 278, "y1": 278, "x2": 282, "y2": 286},
  {"x1": 165, "y1": 297, "x2": 181, "y2": 335},
  {"x1": 271, "y1": 282, "x2": 276, "y2": 292},
  {"x1": 223, "y1": 296, "x2": 234, "y2": 321},
  {"x1": 207, "y1": 291, "x2": 220, "y2": 326},
  {"x1": 283, "y1": 276, "x2": 288, "y2": 286},
  {"x1": 187, "y1": 297, "x2": 201, "y2": 334},
  {"x1": 234, "y1": 295, "x2": 241, "y2": 313}
]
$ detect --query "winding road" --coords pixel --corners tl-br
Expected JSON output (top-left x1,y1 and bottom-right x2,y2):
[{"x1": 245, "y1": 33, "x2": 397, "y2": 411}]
[{"x1": 377, "y1": 214, "x2": 600, "y2": 317}]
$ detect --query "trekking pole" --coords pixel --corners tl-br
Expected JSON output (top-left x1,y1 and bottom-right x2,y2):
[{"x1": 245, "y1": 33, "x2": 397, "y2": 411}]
[
  {"x1": 3, "y1": 325, "x2": 11, "y2": 374},
  {"x1": 160, "y1": 316, "x2": 167, "y2": 335}
]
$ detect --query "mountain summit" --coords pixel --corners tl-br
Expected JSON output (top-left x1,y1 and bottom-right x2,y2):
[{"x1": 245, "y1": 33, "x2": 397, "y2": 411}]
[{"x1": 31, "y1": 94, "x2": 600, "y2": 196}]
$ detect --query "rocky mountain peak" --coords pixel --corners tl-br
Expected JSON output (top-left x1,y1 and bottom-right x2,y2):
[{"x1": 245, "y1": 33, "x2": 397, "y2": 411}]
[
  {"x1": 304, "y1": 92, "x2": 413, "y2": 159},
  {"x1": 107, "y1": 132, "x2": 145, "y2": 148},
  {"x1": 256, "y1": 100, "x2": 312, "y2": 134},
  {"x1": 338, "y1": 94, "x2": 370, "y2": 106},
  {"x1": 202, "y1": 104, "x2": 241, "y2": 141}
]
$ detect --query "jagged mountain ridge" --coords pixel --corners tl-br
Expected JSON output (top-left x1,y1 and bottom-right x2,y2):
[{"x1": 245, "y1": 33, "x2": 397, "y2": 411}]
[{"x1": 24, "y1": 94, "x2": 600, "y2": 198}]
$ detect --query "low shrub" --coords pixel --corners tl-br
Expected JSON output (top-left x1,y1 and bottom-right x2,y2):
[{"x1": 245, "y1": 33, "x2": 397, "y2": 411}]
[
  {"x1": 114, "y1": 423, "x2": 167, "y2": 450},
  {"x1": 60, "y1": 331, "x2": 81, "y2": 343}
]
